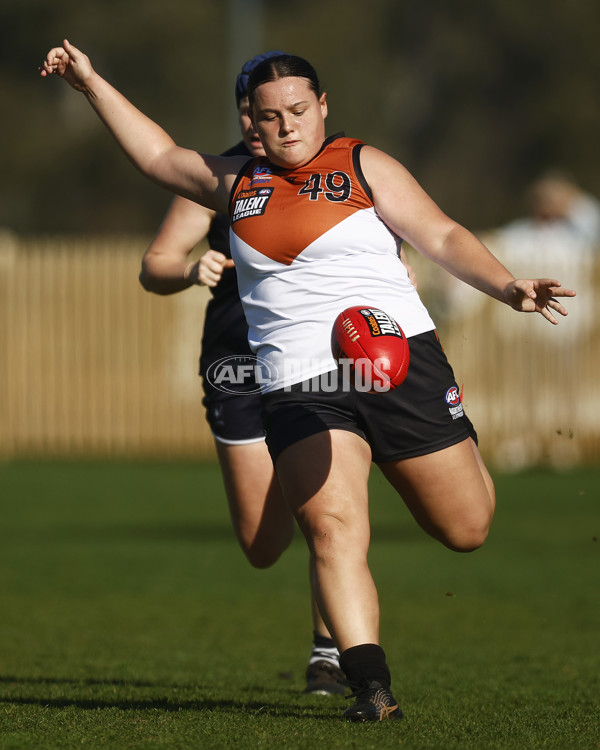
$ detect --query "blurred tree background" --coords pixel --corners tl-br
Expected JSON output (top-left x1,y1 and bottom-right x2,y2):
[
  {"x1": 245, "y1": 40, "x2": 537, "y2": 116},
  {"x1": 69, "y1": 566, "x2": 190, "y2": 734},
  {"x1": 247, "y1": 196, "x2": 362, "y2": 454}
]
[{"x1": 2, "y1": 0, "x2": 600, "y2": 235}]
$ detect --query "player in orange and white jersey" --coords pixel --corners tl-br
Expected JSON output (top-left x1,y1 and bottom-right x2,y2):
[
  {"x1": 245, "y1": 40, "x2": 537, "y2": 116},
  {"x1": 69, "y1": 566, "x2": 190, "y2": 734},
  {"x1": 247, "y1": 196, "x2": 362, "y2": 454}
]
[{"x1": 41, "y1": 43, "x2": 575, "y2": 722}]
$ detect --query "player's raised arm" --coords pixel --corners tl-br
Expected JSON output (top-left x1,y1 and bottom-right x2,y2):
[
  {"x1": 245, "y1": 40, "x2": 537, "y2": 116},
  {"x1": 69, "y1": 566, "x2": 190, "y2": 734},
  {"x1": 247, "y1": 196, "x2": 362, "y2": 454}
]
[{"x1": 40, "y1": 40, "x2": 244, "y2": 214}]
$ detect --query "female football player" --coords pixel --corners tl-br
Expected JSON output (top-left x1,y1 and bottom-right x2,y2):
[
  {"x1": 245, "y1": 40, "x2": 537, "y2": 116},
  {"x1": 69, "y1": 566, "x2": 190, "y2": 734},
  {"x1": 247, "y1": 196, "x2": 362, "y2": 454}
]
[{"x1": 41, "y1": 42, "x2": 575, "y2": 721}]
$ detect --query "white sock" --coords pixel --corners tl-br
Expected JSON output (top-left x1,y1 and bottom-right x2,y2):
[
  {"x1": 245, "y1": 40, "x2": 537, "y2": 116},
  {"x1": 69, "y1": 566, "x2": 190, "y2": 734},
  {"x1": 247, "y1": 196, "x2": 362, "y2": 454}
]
[{"x1": 309, "y1": 637, "x2": 340, "y2": 668}]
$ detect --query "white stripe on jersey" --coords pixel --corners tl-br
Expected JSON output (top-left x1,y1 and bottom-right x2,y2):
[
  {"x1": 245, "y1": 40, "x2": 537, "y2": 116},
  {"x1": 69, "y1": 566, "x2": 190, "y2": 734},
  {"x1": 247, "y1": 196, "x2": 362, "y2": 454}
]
[{"x1": 231, "y1": 207, "x2": 435, "y2": 392}]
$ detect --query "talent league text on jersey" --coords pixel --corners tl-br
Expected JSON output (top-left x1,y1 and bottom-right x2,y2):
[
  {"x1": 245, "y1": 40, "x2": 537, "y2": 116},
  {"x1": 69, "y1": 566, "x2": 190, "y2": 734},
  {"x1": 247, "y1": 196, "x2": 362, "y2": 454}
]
[
  {"x1": 229, "y1": 135, "x2": 435, "y2": 392},
  {"x1": 232, "y1": 187, "x2": 273, "y2": 222}
]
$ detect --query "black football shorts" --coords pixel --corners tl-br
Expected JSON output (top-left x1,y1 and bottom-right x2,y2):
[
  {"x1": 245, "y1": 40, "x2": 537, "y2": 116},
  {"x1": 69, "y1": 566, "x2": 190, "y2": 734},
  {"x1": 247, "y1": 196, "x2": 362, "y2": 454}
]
[{"x1": 261, "y1": 330, "x2": 477, "y2": 465}]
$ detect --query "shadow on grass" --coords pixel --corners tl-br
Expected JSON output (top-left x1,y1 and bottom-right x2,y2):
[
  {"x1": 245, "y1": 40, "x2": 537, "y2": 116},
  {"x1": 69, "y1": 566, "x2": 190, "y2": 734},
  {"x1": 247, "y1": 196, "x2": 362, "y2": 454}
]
[
  {"x1": 0, "y1": 675, "x2": 163, "y2": 689},
  {"x1": 0, "y1": 675, "x2": 339, "y2": 719}
]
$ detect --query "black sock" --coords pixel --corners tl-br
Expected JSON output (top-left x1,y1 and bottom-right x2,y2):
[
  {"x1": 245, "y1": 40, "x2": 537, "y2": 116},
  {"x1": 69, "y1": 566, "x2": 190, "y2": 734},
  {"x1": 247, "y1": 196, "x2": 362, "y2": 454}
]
[
  {"x1": 313, "y1": 632, "x2": 336, "y2": 651},
  {"x1": 339, "y1": 643, "x2": 391, "y2": 690}
]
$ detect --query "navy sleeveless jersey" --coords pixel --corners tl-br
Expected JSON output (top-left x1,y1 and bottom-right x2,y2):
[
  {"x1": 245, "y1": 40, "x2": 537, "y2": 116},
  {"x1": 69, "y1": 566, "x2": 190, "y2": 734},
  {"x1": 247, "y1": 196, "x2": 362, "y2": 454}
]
[{"x1": 199, "y1": 141, "x2": 255, "y2": 400}]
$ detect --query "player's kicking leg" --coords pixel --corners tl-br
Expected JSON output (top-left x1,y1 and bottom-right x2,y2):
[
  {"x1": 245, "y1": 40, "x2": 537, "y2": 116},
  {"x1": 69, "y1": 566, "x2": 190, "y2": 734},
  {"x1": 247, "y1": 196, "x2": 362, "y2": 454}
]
[{"x1": 377, "y1": 437, "x2": 495, "y2": 553}]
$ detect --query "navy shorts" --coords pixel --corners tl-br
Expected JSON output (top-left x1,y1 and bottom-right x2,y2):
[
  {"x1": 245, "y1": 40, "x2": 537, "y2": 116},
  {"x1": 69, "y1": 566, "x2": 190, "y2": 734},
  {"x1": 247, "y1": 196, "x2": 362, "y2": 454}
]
[
  {"x1": 261, "y1": 330, "x2": 477, "y2": 464},
  {"x1": 204, "y1": 391, "x2": 265, "y2": 444}
]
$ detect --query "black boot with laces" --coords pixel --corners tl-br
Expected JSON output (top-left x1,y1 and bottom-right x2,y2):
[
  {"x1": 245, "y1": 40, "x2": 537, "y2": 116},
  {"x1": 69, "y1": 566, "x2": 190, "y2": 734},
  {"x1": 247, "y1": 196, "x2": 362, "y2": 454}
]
[
  {"x1": 339, "y1": 644, "x2": 403, "y2": 722},
  {"x1": 342, "y1": 679, "x2": 403, "y2": 722}
]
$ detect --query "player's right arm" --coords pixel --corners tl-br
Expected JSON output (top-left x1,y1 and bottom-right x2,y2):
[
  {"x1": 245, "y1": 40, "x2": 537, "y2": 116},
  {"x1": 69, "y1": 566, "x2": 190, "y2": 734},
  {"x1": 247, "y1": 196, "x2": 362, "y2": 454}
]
[
  {"x1": 40, "y1": 40, "x2": 244, "y2": 214},
  {"x1": 140, "y1": 196, "x2": 234, "y2": 295},
  {"x1": 362, "y1": 145, "x2": 576, "y2": 324}
]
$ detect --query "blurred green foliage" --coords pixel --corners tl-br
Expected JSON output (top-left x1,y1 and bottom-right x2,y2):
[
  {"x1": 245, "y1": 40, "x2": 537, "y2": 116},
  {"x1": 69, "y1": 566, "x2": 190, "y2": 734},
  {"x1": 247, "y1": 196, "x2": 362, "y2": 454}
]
[{"x1": 3, "y1": 0, "x2": 600, "y2": 234}]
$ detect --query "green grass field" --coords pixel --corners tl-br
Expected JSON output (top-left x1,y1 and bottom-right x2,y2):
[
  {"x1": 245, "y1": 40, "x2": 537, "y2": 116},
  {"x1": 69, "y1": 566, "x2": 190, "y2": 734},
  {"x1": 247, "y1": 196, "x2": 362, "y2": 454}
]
[{"x1": 0, "y1": 461, "x2": 598, "y2": 749}]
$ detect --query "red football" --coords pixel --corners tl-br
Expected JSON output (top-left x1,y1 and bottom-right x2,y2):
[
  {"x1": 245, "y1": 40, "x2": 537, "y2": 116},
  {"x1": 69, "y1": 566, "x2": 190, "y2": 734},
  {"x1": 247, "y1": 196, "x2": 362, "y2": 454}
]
[{"x1": 331, "y1": 305, "x2": 410, "y2": 392}]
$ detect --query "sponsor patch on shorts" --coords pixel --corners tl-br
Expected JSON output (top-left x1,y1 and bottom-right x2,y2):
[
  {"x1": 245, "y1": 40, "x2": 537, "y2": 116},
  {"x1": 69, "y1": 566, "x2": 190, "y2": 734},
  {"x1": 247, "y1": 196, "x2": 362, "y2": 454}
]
[{"x1": 445, "y1": 386, "x2": 464, "y2": 420}]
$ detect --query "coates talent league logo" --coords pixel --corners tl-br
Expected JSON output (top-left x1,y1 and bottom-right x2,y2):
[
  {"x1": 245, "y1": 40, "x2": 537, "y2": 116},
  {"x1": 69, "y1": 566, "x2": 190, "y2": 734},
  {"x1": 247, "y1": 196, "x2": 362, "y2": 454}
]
[{"x1": 231, "y1": 187, "x2": 273, "y2": 223}]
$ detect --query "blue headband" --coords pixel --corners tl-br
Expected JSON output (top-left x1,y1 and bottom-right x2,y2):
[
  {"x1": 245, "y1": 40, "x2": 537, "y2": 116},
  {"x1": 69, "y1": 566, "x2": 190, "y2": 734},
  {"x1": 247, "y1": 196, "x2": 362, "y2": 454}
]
[{"x1": 235, "y1": 50, "x2": 285, "y2": 105}]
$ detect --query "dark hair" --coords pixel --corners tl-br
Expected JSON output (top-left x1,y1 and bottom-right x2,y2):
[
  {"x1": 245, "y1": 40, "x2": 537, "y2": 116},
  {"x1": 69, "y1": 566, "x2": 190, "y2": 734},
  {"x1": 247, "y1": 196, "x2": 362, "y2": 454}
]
[{"x1": 247, "y1": 55, "x2": 323, "y2": 106}]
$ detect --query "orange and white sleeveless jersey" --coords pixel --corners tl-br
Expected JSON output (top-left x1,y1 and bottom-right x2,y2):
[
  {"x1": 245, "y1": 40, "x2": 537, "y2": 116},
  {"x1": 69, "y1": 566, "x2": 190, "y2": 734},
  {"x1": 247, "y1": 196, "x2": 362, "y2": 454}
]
[{"x1": 229, "y1": 135, "x2": 435, "y2": 391}]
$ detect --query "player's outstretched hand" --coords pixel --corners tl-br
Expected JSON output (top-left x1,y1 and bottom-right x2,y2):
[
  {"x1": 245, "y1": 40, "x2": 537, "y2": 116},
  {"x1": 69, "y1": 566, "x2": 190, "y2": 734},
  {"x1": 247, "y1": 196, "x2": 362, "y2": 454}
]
[
  {"x1": 504, "y1": 278, "x2": 576, "y2": 324},
  {"x1": 39, "y1": 39, "x2": 93, "y2": 91}
]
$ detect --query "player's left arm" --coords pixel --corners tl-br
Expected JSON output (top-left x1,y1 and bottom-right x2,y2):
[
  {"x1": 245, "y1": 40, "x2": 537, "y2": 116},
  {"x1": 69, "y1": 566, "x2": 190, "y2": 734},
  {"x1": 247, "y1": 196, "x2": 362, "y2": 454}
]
[{"x1": 361, "y1": 145, "x2": 576, "y2": 324}]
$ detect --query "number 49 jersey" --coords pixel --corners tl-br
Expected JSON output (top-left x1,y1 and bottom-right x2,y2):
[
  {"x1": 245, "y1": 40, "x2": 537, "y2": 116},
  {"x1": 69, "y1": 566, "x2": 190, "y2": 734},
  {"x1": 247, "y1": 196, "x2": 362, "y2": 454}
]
[{"x1": 229, "y1": 134, "x2": 435, "y2": 392}]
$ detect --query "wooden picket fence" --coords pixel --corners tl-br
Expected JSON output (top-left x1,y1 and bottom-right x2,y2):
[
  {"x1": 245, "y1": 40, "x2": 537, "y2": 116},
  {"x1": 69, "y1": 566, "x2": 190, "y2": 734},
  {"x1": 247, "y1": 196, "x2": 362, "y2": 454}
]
[
  {"x1": 0, "y1": 232, "x2": 214, "y2": 460},
  {"x1": 1, "y1": 231, "x2": 598, "y2": 468}
]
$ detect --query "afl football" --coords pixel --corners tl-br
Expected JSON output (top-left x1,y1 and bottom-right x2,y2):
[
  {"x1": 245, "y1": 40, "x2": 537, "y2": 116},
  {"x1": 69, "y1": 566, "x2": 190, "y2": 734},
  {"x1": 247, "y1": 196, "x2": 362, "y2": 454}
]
[{"x1": 331, "y1": 305, "x2": 410, "y2": 392}]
